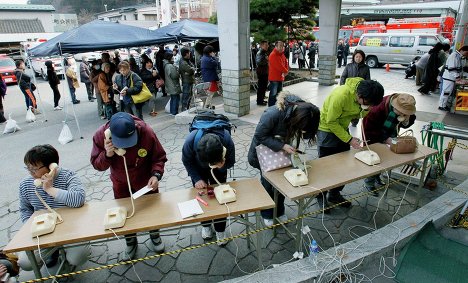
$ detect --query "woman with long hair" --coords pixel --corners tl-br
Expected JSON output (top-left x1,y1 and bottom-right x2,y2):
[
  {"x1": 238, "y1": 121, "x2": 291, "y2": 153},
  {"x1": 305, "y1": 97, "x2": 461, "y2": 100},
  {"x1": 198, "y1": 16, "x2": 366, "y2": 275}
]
[{"x1": 248, "y1": 91, "x2": 321, "y2": 225}]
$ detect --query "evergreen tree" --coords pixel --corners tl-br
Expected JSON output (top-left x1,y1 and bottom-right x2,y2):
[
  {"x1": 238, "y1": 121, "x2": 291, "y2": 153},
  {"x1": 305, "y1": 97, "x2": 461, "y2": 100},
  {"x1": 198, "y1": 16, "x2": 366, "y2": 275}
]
[{"x1": 250, "y1": 0, "x2": 317, "y2": 43}]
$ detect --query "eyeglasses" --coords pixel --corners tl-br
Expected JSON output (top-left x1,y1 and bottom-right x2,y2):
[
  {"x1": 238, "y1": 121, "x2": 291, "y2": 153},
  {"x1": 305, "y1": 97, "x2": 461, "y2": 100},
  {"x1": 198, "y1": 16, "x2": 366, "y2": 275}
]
[{"x1": 24, "y1": 165, "x2": 46, "y2": 173}]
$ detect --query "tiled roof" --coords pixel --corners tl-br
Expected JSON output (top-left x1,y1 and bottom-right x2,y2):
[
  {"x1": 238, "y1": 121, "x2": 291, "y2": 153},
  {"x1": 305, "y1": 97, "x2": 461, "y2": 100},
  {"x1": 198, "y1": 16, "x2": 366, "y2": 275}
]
[
  {"x1": 0, "y1": 4, "x2": 55, "y2": 11},
  {"x1": 0, "y1": 19, "x2": 45, "y2": 33}
]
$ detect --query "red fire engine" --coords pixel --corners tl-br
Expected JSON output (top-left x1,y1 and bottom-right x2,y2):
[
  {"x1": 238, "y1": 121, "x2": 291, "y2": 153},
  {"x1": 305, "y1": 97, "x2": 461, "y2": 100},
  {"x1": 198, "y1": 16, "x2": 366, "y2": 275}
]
[{"x1": 386, "y1": 17, "x2": 455, "y2": 43}]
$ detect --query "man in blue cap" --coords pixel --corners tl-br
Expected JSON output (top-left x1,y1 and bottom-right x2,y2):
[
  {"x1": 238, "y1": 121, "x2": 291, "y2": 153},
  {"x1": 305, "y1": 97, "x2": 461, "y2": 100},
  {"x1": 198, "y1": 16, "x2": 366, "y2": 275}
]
[{"x1": 91, "y1": 112, "x2": 167, "y2": 260}]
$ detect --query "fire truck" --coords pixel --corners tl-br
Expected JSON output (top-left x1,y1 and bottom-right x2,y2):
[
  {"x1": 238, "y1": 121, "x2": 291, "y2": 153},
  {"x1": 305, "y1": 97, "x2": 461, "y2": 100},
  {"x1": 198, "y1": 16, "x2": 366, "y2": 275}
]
[
  {"x1": 346, "y1": 22, "x2": 386, "y2": 46},
  {"x1": 386, "y1": 17, "x2": 455, "y2": 43}
]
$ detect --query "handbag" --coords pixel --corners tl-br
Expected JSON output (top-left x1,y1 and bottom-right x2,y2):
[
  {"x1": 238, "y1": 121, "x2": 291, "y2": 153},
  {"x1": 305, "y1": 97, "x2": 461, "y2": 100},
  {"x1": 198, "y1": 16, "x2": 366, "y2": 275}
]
[
  {"x1": 255, "y1": 144, "x2": 292, "y2": 172},
  {"x1": 130, "y1": 74, "x2": 152, "y2": 104},
  {"x1": 390, "y1": 130, "x2": 418, "y2": 154},
  {"x1": 156, "y1": 78, "x2": 165, "y2": 88}
]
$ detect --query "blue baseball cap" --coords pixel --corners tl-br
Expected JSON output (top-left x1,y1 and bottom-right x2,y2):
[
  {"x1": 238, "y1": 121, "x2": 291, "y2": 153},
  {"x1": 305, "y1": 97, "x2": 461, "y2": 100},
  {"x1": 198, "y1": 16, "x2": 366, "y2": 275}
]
[{"x1": 109, "y1": 113, "x2": 138, "y2": 148}]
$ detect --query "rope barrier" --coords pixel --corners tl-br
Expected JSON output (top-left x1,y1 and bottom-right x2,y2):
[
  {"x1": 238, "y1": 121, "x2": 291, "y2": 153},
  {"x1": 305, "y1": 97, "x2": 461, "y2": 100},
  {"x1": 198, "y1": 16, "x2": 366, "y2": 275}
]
[{"x1": 21, "y1": 141, "x2": 468, "y2": 282}]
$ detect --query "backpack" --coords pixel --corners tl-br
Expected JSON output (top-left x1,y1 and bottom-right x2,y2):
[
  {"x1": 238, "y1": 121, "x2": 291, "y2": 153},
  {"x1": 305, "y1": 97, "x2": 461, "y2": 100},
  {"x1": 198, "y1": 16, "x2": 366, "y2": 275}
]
[{"x1": 189, "y1": 110, "x2": 235, "y2": 148}]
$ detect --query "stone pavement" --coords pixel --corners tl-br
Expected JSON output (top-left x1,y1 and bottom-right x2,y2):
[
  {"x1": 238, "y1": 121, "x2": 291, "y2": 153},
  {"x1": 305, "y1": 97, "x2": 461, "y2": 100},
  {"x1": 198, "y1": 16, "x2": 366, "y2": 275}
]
[{"x1": 1, "y1": 65, "x2": 466, "y2": 283}]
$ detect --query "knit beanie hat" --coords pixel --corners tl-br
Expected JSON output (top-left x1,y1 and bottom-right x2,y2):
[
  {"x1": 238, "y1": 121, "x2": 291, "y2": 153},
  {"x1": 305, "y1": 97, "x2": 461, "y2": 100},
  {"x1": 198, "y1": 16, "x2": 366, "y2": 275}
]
[{"x1": 391, "y1": 93, "x2": 416, "y2": 116}]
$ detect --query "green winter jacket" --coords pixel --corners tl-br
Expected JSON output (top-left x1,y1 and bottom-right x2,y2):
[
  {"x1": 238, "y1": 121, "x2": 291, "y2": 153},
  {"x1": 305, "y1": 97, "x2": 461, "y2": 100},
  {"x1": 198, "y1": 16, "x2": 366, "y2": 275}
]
[{"x1": 318, "y1": 77, "x2": 368, "y2": 143}]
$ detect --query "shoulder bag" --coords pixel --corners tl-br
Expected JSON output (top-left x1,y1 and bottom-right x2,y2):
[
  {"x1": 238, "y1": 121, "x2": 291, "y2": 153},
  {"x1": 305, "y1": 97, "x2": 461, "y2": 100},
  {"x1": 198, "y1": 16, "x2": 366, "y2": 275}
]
[{"x1": 130, "y1": 74, "x2": 152, "y2": 104}]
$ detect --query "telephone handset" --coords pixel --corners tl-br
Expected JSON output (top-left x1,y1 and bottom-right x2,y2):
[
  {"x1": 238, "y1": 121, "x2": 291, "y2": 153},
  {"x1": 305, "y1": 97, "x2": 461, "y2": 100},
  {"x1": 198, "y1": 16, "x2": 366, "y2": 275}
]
[
  {"x1": 31, "y1": 163, "x2": 63, "y2": 237},
  {"x1": 103, "y1": 128, "x2": 132, "y2": 230},
  {"x1": 209, "y1": 147, "x2": 237, "y2": 204},
  {"x1": 104, "y1": 128, "x2": 126, "y2": 156}
]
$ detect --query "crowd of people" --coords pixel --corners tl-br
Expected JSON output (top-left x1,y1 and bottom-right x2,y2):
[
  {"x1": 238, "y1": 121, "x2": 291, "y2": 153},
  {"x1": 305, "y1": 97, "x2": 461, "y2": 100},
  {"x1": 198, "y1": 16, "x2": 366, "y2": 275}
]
[{"x1": 9, "y1": 43, "x2": 224, "y2": 121}]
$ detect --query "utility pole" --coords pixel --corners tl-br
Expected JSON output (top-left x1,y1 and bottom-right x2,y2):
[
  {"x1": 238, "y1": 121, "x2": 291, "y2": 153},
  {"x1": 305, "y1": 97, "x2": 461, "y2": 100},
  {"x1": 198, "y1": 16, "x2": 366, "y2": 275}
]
[{"x1": 155, "y1": 0, "x2": 160, "y2": 27}]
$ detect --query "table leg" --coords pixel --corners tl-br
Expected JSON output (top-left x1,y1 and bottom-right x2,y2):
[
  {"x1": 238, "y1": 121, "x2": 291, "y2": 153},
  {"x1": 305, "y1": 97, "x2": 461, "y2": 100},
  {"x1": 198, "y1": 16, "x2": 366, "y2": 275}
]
[
  {"x1": 417, "y1": 157, "x2": 429, "y2": 208},
  {"x1": 255, "y1": 211, "x2": 263, "y2": 270},
  {"x1": 272, "y1": 188, "x2": 279, "y2": 237},
  {"x1": 295, "y1": 199, "x2": 305, "y2": 252},
  {"x1": 26, "y1": 250, "x2": 42, "y2": 279},
  {"x1": 245, "y1": 214, "x2": 251, "y2": 249}
]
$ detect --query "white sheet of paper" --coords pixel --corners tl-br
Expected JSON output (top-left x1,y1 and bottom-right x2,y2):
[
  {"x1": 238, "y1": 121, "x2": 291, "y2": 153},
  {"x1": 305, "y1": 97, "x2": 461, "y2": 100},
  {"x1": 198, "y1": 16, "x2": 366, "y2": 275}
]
[
  {"x1": 177, "y1": 199, "x2": 204, "y2": 219},
  {"x1": 132, "y1": 186, "x2": 152, "y2": 199}
]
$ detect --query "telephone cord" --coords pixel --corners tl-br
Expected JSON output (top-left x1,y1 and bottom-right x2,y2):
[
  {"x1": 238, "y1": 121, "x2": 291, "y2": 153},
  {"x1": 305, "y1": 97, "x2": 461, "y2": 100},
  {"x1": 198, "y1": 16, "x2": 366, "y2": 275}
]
[
  {"x1": 122, "y1": 155, "x2": 135, "y2": 218},
  {"x1": 34, "y1": 190, "x2": 63, "y2": 224}
]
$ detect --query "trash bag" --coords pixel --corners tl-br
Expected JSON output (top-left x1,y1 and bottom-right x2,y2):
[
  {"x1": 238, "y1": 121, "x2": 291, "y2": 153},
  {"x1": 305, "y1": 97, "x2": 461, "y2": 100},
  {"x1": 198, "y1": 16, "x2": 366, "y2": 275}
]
[
  {"x1": 25, "y1": 106, "x2": 36, "y2": 123},
  {"x1": 165, "y1": 98, "x2": 171, "y2": 113},
  {"x1": 3, "y1": 114, "x2": 21, "y2": 134},
  {"x1": 58, "y1": 122, "x2": 73, "y2": 145}
]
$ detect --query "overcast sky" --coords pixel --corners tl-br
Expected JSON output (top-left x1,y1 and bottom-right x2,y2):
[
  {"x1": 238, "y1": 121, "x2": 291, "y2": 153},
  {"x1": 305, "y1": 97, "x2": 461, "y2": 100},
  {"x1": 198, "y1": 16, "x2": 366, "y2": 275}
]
[{"x1": 0, "y1": 0, "x2": 28, "y2": 4}]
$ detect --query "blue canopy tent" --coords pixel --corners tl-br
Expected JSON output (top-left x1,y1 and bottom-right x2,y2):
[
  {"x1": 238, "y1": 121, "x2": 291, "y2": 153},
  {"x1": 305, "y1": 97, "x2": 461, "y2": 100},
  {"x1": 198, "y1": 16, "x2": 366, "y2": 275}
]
[
  {"x1": 29, "y1": 20, "x2": 172, "y2": 57},
  {"x1": 150, "y1": 19, "x2": 218, "y2": 42}
]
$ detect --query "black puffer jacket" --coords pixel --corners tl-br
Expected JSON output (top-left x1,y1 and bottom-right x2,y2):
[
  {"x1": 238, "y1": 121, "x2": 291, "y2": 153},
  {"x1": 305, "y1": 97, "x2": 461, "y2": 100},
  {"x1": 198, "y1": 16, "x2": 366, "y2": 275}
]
[
  {"x1": 247, "y1": 92, "x2": 304, "y2": 169},
  {"x1": 339, "y1": 62, "x2": 371, "y2": 85}
]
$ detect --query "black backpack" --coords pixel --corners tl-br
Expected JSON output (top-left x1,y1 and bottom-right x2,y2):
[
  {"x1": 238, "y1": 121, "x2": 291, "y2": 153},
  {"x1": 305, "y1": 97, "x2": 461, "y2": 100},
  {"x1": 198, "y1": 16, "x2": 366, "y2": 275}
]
[{"x1": 189, "y1": 111, "x2": 235, "y2": 147}]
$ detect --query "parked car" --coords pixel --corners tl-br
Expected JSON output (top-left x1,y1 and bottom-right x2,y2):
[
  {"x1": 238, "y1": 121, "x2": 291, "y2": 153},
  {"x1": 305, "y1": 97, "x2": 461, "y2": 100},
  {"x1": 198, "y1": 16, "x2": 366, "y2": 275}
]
[
  {"x1": 74, "y1": 51, "x2": 101, "y2": 61},
  {"x1": 355, "y1": 33, "x2": 444, "y2": 68},
  {"x1": 30, "y1": 57, "x2": 64, "y2": 80},
  {"x1": 0, "y1": 54, "x2": 17, "y2": 84}
]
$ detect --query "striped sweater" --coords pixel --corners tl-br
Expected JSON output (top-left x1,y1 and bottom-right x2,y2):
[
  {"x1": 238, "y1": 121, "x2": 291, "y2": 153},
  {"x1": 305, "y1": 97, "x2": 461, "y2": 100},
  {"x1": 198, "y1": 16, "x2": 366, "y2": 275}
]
[{"x1": 19, "y1": 168, "x2": 86, "y2": 223}]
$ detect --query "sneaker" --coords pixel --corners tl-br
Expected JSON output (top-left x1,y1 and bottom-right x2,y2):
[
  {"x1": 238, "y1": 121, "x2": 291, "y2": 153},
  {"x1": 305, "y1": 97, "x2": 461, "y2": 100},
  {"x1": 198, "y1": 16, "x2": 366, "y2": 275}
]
[
  {"x1": 278, "y1": 214, "x2": 288, "y2": 223},
  {"x1": 216, "y1": 232, "x2": 228, "y2": 246},
  {"x1": 201, "y1": 226, "x2": 213, "y2": 239},
  {"x1": 263, "y1": 218, "x2": 274, "y2": 226},
  {"x1": 317, "y1": 195, "x2": 331, "y2": 214},
  {"x1": 365, "y1": 185, "x2": 379, "y2": 197},
  {"x1": 119, "y1": 242, "x2": 137, "y2": 261},
  {"x1": 33, "y1": 109, "x2": 41, "y2": 115},
  {"x1": 327, "y1": 193, "x2": 352, "y2": 208},
  {"x1": 438, "y1": 106, "x2": 450, "y2": 111},
  {"x1": 54, "y1": 106, "x2": 62, "y2": 111},
  {"x1": 149, "y1": 236, "x2": 165, "y2": 253},
  {"x1": 72, "y1": 100, "x2": 80, "y2": 104},
  {"x1": 45, "y1": 249, "x2": 60, "y2": 268},
  {"x1": 375, "y1": 175, "x2": 386, "y2": 186}
]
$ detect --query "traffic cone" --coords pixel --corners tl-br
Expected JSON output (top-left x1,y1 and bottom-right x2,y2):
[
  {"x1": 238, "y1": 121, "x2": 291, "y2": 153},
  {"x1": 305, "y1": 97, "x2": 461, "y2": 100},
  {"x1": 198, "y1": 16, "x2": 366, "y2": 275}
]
[{"x1": 386, "y1": 63, "x2": 390, "y2": 72}]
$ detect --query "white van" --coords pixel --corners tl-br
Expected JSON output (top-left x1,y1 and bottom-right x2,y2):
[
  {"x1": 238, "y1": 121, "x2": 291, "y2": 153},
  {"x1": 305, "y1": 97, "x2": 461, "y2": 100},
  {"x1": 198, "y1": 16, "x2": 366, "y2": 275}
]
[{"x1": 355, "y1": 33, "x2": 445, "y2": 68}]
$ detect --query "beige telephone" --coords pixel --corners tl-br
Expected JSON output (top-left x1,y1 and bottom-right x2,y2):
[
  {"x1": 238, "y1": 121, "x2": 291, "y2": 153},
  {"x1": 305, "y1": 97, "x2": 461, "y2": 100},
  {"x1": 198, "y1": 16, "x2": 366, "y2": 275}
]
[
  {"x1": 210, "y1": 147, "x2": 237, "y2": 204},
  {"x1": 31, "y1": 163, "x2": 63, "y2": 237},
  {"x1": 284, "y1": 152, "x2": 309, "y2": 187},
  {"x1": 103, "y1": 128, "x2": 131, "y2": 229},
  {"x1": 104, "y1": 128, "x2": 126, "y2": 156}
]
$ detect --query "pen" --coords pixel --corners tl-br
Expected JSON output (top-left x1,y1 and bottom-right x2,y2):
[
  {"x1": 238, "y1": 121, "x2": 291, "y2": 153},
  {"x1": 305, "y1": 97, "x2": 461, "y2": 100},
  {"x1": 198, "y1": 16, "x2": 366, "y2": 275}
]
[
  {"x1": 196, "y1": 196, "x2": 208, "y2": 207},
  {"x1": 454, "y1": 200, "x2": 468, "y2": 226}
]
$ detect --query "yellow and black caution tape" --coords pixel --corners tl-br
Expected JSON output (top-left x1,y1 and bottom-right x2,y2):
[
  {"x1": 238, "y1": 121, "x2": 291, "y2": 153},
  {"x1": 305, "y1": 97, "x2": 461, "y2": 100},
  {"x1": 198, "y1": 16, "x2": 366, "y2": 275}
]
[{"x1": 22, "y1": 175, "x2": 467, "y2": 283}]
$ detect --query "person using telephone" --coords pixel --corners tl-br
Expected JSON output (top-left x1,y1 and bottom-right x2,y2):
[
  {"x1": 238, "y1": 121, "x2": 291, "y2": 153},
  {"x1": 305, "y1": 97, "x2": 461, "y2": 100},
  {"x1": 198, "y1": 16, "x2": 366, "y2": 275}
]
[
  {"x1": 18, "y1": 145, "x2": 89, "y2": 271},
  {"x1": 182, "y1": 132, "x2": 235, "y2": 246},
  {"x1": 362, "y1": 93, "x2": 416, "y2": 196},
  {"x1": 317, "y1": 78, "x2": 384, "y2": 212},
  {"x1": 90, "y1": 112, "x2": 168, "y2": 260}
]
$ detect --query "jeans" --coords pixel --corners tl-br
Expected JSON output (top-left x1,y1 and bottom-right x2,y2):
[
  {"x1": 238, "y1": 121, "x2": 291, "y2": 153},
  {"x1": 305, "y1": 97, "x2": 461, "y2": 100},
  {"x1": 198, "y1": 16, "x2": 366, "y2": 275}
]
[
  {"x1": 20, "y1": 88, "x2": 37, "y2": 109},
  {"x1": 318, "y1": 142, "x2": 350, "y2": 198},
  {"x1": 267, "y1": 81, "x2": 283, "y2": 106},
  {"x1": 104, "y1": 103, "x2": 114, "y2": 120},
  {"x1": 181, "y1": 83, "x2": 193, "y2": 111},
  {"x1": 50, "y1": 84, "x2": 61, "y2": 107},
  {"x1": 170, "y1": 93, "x2": 180, "y2": 115},
  {"x1": 260, "y1": 175, "x2": 285, "y2": 219},
  {"x1": 124, "y1": 102, "x2": 143, "y2": 120},
  {"x1": 256, "y1": 73, "x2": 268, "y2": 104},
  {"x1": 85, "y1": 82, "x2": 94, "y2": 100},
  {"x1": 69, "y1": 87, "x2": 77, "y2": 102}
]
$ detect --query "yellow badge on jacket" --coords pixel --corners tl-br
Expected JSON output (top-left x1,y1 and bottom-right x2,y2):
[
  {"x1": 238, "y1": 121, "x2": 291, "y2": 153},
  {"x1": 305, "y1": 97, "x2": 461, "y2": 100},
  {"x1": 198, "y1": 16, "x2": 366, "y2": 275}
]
[{"x1": 138, "y1": 148, "x2": 147, "y2": 157}]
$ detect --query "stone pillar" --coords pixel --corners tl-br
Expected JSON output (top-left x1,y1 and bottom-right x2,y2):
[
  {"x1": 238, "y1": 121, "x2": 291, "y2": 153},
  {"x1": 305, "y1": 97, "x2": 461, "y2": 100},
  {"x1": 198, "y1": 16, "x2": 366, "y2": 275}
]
[
  {"x1": 454, "y1": 0, "x2": 468, "y2": 49},
  {"x1": 217, "y1": 0, "x2": 251, "y2": 116},
  {"x1": 318, "y1": 0, "x2": 342, "y2": 85}
]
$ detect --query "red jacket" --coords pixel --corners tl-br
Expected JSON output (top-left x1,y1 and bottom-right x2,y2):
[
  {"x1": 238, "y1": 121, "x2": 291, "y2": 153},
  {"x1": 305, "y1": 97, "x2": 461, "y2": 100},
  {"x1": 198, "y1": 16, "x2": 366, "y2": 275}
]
[
  {"x1": 363, "y1": 95, "x2": 416, "y2": 144},
  {"x1": 90, "y1": 116, "x2": 167, "y2": 199},
  {"x1": 268, "y1": 48, "x2": 288, "y2": 81}
]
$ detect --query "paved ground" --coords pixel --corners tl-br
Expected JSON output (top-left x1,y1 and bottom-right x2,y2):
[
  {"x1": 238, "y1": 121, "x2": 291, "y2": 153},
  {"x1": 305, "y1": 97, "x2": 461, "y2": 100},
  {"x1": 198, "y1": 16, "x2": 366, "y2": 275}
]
[{"x1": 1, "y1": 64, "x2": 467, "y2": 282}]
